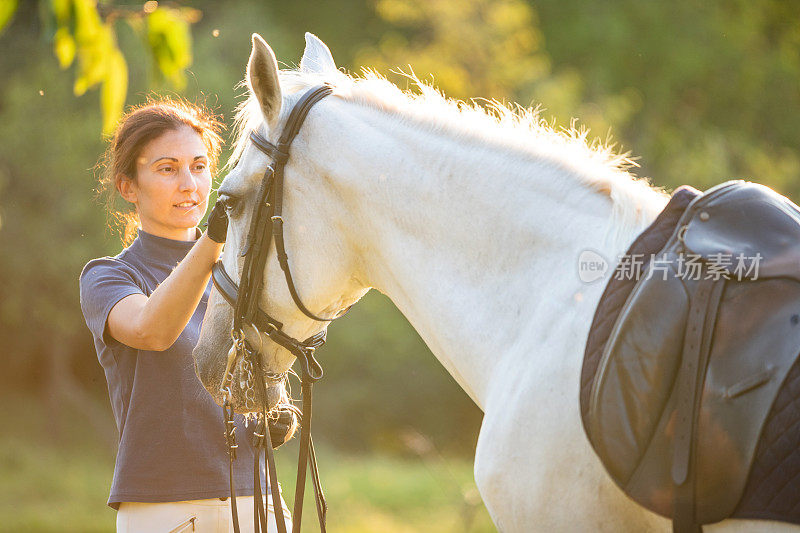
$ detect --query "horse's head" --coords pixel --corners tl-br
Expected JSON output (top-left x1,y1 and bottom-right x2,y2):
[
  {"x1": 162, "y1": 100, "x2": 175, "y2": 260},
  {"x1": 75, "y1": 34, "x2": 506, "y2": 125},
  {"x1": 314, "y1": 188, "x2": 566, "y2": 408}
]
[{"x1": 193, "y1": 33, "x2": 368, "y2": 413}]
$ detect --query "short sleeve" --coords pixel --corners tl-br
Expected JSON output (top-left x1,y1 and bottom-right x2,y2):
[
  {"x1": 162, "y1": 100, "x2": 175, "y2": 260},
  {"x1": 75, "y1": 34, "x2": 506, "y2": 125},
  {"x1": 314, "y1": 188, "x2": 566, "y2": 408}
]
[{"x1": 79, "y1": 257, "x2": 145, "y2": 345}]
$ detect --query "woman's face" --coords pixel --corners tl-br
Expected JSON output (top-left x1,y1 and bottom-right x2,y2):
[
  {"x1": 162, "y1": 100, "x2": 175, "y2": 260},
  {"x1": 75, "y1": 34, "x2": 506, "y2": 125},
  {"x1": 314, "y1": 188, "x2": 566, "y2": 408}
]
[{"x1": 120, "y1": 125, "x2": 212, "y2": 241}]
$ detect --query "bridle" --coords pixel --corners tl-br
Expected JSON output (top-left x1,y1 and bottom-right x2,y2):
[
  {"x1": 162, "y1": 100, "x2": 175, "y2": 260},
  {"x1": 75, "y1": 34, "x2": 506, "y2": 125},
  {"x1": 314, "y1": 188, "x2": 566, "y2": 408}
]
[
  {"x1": 211, "y1": 84, "x2": 348, "y2": 533},
  {"x1": 213, "y1": 84, "x2": 341, "y2": 533}
]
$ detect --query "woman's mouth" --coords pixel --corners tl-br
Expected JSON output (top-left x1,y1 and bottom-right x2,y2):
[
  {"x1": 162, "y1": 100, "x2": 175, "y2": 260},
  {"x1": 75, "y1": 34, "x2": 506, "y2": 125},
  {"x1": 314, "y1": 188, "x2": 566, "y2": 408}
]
[{"x1": 174, "y1": 200, "x2": 198, "y2": 210}]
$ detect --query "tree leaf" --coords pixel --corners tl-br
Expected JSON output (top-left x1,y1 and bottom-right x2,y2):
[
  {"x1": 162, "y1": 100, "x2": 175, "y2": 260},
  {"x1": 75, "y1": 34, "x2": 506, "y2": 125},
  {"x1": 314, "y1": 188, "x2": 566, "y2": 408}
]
[
  {"x1": 72, "y1": 0, "x2": 101, "y2": 44},
  {"x1": 146, "y1": 7, "x2": 193, "y2": 89},
  {"x1": 101, "y1": 47, "x2": 127, "y2": 135},
  {"x1": 72, "y1": 0, "x2": 109, "y2": 96},
  {"x1": 0, "y1": 0, "x2": 18, "y2": 35},
  {"x1": 49, "y1": 0, "x2": 72, "y2": 23},
  {"x1": 54, "y1": 27, "x2": 76, "y2": 68}
]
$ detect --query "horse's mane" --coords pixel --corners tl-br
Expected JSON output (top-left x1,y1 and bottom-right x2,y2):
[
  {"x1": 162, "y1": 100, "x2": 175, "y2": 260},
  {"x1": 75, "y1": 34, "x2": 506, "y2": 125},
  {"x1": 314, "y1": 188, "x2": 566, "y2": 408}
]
[{"x1": 229, "y1": 68, "x2": 668, "y2": 248}]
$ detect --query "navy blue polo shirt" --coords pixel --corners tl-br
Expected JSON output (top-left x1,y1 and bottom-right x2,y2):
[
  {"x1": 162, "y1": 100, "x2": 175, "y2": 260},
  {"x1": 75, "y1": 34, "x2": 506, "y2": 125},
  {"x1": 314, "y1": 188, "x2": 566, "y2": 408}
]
[{"x1": 79, "y1": 229, "x2": 267, "y2": 509}]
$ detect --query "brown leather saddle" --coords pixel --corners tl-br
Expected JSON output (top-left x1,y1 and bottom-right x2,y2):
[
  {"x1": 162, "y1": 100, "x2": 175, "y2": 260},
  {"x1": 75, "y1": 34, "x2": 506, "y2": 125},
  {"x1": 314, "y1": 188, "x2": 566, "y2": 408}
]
[{"x1": 581, "y1": 180, "x2": 800, "y2": 531}]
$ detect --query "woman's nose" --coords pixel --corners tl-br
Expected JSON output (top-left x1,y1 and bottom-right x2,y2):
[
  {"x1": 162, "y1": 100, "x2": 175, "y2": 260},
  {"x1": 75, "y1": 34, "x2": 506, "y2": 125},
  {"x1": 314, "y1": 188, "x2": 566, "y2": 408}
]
[{"x1": 178, "y1": 166, "x2": 198, "y2": 192}]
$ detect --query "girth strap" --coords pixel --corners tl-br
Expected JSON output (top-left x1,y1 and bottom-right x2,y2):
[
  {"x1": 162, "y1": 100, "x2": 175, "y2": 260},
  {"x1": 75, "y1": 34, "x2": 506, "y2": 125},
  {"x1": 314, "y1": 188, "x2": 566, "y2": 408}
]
[{"x1": 671, "y1": 278, "x2": 725, "y2": 533}]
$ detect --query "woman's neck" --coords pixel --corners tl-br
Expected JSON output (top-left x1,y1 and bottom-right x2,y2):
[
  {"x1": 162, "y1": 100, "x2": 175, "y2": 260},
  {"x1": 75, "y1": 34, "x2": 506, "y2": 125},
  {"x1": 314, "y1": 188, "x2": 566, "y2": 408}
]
[{"x1": 138, "y1": 222, "x2": 198, "y2": 242}]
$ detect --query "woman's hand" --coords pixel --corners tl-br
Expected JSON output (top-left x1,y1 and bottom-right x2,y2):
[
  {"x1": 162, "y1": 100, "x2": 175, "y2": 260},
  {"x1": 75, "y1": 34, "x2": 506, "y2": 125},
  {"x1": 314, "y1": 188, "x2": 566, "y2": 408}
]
[{"x1": 205, "y1": 201, "x2": 229, "y2": 243}]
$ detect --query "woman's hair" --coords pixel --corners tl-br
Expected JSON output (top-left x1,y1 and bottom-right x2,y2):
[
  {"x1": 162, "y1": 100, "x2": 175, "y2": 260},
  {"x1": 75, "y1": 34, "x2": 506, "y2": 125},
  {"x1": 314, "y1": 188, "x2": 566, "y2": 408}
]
[{"x1": 97, "y1": 96, "x2": 224, "y2": 244}]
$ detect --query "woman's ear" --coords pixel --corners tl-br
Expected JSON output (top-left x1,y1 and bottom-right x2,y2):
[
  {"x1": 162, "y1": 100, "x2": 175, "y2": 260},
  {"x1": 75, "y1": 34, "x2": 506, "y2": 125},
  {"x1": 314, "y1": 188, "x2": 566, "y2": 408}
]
[{"x1": 116, "y1": 174, "x2": 138, "y2": 204}]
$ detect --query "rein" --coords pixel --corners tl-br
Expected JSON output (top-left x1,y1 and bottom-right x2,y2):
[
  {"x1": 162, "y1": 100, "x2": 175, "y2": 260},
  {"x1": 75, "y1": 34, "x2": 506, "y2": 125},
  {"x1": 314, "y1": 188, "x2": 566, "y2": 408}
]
[{"x1": 212, "y1": 84, "x2": 347, "y2": 533}]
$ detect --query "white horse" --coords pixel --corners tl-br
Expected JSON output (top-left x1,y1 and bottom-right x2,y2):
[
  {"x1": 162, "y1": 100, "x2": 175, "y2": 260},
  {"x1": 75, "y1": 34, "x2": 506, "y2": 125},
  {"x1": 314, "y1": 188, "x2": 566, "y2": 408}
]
[{"x1": 193, "y1": 33, "x2": 798, "y2": 532}]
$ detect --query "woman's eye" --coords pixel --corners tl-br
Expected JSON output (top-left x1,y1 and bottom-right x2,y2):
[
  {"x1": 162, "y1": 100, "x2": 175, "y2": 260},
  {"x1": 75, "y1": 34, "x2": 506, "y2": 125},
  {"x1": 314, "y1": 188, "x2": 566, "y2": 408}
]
[
  {"x1": 158, "y1": 166, "x2": 175, "y2": 173},
  {"x1": 194, "y1": 163, "x2": 207, "y2": 172}
]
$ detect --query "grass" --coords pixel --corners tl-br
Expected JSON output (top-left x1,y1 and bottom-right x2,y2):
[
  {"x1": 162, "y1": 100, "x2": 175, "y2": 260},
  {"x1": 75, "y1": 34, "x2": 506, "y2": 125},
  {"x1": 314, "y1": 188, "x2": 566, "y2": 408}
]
[
  {"x1": 0, "y1": 394, "x2": 495, "y2": 532},
  {"x1": 276, "y1": 444, "x2": 492, "y2": 533}
]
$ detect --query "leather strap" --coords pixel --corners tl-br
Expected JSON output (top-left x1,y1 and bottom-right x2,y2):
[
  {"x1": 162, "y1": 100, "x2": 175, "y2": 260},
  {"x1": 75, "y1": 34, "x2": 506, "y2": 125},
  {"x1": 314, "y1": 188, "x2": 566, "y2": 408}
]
[
  {"x1": 249, "y1": 86, "x2": 349, "y2": 324},
  {"x1": 671, "y1": 277, "x2": 725, "y2": 532},
  {"x1": 253, "y1": 448, "x2": 262, "y2": 532},
  {"x1": 213, "y1": 262, "x2": 284, "y2": 334},
  {"x1": 252, "y1": 414, "x2": 269, "y2": 533},
  {"x1": 266, "y1": 429, "x2": 288, "y2": 533},
  {"x1": 222, "y1": 398, "x2": 241, "y2": 533},
  {"x1": 248, "y1": 355, "x2": 289, "y2": 533},
  {"x1": 293, "y1": 376, "x2": 314, "y2": 531},
  {"x1": 212, "y1": 261, "x2": 327, "y2": 380},
  {"x1": 218, "y1": 85, "x2": 341, "y2": 533},
  {"x1": 235, "y1": 168, "x2": 274, "y2": 333},
  {"x1": 230, "y1": 457, "x2": 240, "y2": 533},
  {"x1": 309, "y1": 436, "x2": 328, "y2": 528},
  {"x1": 251, "y1": 348, "x2": 326, "y2": 533}
]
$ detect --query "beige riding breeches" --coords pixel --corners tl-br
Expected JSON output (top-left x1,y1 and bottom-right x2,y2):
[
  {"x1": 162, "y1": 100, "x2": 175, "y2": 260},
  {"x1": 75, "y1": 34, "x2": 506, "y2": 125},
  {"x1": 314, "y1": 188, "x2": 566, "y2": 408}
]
[{"x1": 116, "y1": 495, "x2": 293, "y2": 533}]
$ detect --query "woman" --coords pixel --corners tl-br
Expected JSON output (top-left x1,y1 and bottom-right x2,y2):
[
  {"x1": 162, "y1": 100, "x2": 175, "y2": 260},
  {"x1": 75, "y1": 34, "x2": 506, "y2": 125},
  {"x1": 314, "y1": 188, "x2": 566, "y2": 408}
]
[{"x1": 79, "y1": 98, "x2": 291, "y2": 532}]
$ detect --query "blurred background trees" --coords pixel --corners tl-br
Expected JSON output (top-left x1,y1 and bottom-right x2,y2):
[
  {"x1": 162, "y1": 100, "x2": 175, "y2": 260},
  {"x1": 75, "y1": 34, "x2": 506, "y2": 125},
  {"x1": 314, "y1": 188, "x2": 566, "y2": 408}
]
[{"x1": 0, "y1": 0, "x2": 798, "y2": 459}]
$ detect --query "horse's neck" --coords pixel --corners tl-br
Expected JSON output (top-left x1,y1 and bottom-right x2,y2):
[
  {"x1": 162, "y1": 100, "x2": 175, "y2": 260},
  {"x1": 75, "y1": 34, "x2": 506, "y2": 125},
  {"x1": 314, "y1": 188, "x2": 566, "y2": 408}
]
[{"x1": 310, "y1": 100, "x2": 666, "y2": 408}]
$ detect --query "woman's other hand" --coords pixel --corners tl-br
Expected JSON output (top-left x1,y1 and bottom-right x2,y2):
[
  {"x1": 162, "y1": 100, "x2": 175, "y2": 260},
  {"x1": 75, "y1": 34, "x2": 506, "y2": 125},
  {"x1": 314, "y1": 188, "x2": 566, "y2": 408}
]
[{"x1": 269, "y1": 406, "x2": 299, "y2": 449}]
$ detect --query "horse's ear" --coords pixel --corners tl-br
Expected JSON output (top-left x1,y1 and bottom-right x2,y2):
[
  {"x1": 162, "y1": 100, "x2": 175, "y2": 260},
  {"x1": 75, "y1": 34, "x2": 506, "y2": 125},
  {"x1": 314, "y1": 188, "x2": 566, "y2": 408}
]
[
  {"x1": 247, "y1": 33, "x2": 282, "y2": 126},
  {"x1": 300, "y1": 32, "x2": 336, "y2": 74}
]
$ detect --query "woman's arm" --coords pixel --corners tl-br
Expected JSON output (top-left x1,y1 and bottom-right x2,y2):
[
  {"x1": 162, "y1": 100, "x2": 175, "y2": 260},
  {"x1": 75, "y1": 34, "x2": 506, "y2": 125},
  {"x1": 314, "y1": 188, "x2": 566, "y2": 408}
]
[{"x1": 107, "y1": 232, "x2": 223, "y2": 351}]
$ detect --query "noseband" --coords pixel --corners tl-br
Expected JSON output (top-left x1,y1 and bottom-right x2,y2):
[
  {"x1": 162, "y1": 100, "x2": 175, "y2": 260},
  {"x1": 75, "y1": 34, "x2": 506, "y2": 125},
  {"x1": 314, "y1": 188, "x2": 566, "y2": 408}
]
[{"x1": 212, "y1": 85, "x2": 346, "y2": 533}]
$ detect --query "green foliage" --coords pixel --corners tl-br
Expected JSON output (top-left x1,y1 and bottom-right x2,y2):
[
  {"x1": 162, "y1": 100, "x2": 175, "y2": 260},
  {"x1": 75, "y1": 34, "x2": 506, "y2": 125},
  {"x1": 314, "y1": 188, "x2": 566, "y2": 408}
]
[
  {"x1": 1, "y1": 0, "x2": 203, "y2": 134},
  {"x1": 100, "y1": 45, "x2": 127, "y2": 134},
  {"x1": 360, "y1": 0, "x2": 800, "y2": 200},
  {"x1": 0, "y1": 37, "x2": 106, "y2": 356},
  {"x1": 277, "y1": 446, "x2": 494, "y2": 532},
  {"x1": 357, "y1": 0, "x2": 549, "y2": 100},
  {"x1": 0, "y1": 0, "x2": 798, "y2": 462},
  {"x1": 146, "y1": 6, "x2": 195, "y2": 90},
  {"x1": 532, "y1": 0, "x2": 800, "y2": 196},
  {"x1": 46, "y1": 0, "x2": 127, "y2": 133},
  {"x1": 0, "y1": 0, "x2": 17, "y2": 35}
]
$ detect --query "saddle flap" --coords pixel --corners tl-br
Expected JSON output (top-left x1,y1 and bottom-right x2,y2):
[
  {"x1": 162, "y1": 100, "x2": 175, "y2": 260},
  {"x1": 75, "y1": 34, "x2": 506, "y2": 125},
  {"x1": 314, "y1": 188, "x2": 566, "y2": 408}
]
[
  {"x1": 681, "y1": 181, "x2": 800, "y2": 281},
  {"x1": 587, "y1": 256, "x2": 689, "y2": 483},
  {"x1": 583, "y1": 180, "x2": 800, "y2": 526}
]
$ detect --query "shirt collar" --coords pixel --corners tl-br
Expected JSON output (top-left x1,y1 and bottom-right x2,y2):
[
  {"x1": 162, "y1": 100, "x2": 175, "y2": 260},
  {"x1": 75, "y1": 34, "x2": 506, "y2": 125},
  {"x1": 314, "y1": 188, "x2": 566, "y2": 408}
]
[{"x1": 131, "y1": 228, "x2": 201, "y2": 264}]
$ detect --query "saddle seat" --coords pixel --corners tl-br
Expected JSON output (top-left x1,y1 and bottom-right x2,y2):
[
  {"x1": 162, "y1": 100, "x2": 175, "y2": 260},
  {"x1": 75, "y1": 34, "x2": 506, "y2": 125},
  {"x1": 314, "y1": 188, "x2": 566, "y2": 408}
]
[
  {"x1": 681, "y1": 182, "x2": 800, "y2": 280},
  {"x1": 581, "y1": 180, "x2": 800, "y2": 529}
]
